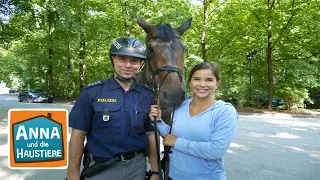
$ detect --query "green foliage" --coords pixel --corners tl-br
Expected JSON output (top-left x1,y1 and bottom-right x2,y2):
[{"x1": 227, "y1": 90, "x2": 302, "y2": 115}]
[{"x1": 0, "y1": 0, "x2": 319, "y2": 109}]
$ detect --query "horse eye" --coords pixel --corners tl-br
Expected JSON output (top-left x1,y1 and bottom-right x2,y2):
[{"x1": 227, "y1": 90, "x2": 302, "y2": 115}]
[{"x1": 147, "y1": 45, "x2": 153, "y2": 53}]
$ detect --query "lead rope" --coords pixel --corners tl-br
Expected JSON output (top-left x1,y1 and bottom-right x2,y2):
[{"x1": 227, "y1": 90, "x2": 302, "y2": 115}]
[
  {"x1": 153, "y1": 85, "x2": 164, "y2": 180},
  {"x1": 163, "y1": 109, "x2": 174, "y2": 180}
]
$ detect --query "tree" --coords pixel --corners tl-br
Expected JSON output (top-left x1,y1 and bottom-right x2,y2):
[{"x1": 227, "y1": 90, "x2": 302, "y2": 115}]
[{"x1": 1, "y1": 0, "x2": 318, "y2": 109}]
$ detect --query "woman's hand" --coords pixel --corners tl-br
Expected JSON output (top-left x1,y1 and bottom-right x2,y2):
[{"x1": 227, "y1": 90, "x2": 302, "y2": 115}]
[
  {"x1": 149, "y1": 105, "x2": 162, "y2": 121},
  {"x1": 163, "y1": 134, "x2": 178, "y2": 147}
]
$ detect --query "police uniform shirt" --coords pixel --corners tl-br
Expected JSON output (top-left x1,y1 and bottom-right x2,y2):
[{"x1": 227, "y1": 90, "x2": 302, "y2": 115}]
[{"x1": 69, "y1": 76, "x2": 155, "y2": 158}]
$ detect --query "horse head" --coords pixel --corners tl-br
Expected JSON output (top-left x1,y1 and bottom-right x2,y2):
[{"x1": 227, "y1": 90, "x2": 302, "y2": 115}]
[{"x1": 137, "y1": 15, "x2": 192, "y2": 109}]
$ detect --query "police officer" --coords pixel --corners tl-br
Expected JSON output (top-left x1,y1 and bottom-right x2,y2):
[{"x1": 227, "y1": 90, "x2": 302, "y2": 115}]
[{"x1": 67, "y1": 37, "x2": 160, "y2": 180}]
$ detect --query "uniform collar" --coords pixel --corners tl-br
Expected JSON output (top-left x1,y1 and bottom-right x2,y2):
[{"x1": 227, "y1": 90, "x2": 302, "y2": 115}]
[{"x1": 109, "y1": 76, "x2": 141, "y2": 92}]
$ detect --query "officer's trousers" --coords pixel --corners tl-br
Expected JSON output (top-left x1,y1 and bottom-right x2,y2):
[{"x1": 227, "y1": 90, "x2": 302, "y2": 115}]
[{"x1": 85, "y1": 153, "x2": 146, "y2": 180}]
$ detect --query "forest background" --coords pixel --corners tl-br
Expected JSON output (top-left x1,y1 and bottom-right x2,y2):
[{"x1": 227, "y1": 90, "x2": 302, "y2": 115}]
[{"x1": 0, "y1": 0, "x2": 319, "y2": 110}]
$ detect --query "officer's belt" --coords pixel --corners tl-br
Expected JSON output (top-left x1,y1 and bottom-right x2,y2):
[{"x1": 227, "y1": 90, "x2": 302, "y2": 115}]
[
  {"x1": 81, "y1": 158, "x2": 117, "y2": 178},
  {"x1": 93, "y1": 149, "x2": 145, "y2": 162},
  {"x1": 81, "y1": 149, "x2": 145, "y2": 178}
]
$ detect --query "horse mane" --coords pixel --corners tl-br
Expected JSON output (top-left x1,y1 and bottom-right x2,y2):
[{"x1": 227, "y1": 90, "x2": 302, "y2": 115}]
[{"x1": 154, "y1": 24, "x2": 176, "y2": 42}]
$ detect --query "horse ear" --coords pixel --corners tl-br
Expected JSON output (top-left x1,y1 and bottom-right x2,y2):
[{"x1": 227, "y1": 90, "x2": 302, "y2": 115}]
[
  {"x1": 136, "y1": 15, "x2": 154, "y2": 34},
  {"x1": 176, "y1": 18, "x2": 192, "y2": 35}
]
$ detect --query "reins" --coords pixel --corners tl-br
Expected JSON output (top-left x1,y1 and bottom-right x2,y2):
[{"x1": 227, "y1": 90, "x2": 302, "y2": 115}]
[{"x1": 152, "y1": 84, "x2": 163, "y2": 180}]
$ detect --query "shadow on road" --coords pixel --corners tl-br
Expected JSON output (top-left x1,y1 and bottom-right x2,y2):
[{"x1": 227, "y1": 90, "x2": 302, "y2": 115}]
[{"x1": 225, "y1": 115, "x2": 320, "y2": 180}]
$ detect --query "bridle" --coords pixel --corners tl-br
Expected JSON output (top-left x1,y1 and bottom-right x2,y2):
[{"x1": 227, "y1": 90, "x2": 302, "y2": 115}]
[
  {"x1": 145, "y1": 34, "x2": 187, "y2": 180},
  {"x1": 146, "y1": 35, "x2": 185, "y2": 94}
]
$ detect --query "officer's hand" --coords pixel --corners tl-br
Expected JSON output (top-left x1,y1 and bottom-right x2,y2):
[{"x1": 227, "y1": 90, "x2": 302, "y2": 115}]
[
  {"x1": 150, "y1": 174, "x2": 161, "y2": 180},
  {"x1": 149, "y1": 105, "x2": 162, "y2": 121}
]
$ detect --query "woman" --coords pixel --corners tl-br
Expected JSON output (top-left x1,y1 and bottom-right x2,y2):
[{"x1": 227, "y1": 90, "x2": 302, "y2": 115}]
[{"x1": 149, "y1": 62, "x2": 238, "y2": 180}]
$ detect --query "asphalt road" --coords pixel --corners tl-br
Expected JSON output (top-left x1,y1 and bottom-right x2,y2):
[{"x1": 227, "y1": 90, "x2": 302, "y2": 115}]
[{"x1": 0, "y1": 94, "x2": 319, "y2": 180}]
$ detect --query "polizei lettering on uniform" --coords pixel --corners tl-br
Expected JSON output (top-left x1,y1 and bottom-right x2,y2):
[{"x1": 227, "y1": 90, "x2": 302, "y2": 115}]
[
  {"x1": 15, "y1": 125, "x2": 61, "y2": 140},
  {"x1": 97, "y1": 98, "x2": 117, "y2": 102}
]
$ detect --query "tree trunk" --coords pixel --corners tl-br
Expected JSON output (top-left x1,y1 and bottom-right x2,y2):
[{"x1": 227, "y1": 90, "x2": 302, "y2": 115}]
[
  {"x1": 65, "y1": 43, "x2": 73, "y2": 98},
  {"x1": 201, "y1": 0, "x2": 209, "y2": 61},
  {"x1": 48, "y1": 48, "x2": 53, "y2": 91},
  {"x1": 47, "y1": 4, "x2": 55, "y2": 94},
  {"x1": 79, "y1": 33, "x2": 86, "y2": 90},
  {"x1": 78, "y1": 1, "x2": 86, "y2": 91},
  {"x1": 267, "y1": 32, "x2": 273, "y2": 109},
  {"x1": 48, "y1": 11, "x2": 54, "y2": 92},
  {"x1": 123, "y1": 0, "x2": 130, "y2": 36},
  {"x1": 267, "y1": 0, "x2": 274, "y2": 109}
]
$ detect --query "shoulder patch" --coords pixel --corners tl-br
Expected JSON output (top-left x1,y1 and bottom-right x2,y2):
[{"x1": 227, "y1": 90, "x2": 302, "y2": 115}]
[{"x1": 83, "y1": 80, "x2": 105, "y2": 90}]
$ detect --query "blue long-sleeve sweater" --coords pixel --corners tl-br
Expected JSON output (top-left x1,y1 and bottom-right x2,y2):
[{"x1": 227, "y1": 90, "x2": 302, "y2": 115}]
[{"x1": 157, "y1": 99, "x2": 238, "y2": 180}]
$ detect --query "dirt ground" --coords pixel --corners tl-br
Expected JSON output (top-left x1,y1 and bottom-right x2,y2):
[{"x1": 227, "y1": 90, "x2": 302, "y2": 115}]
[{"x1": 237, "y1": 107, "x2": 320, "y2": 116}]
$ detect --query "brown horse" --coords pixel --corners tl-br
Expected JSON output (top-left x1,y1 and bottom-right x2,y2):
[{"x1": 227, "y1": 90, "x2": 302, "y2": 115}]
[
  {"x1": 136, "y1": 15, "x2": 192, "y2": 124},
  {"x1": 136, "y1": 16, "x2": 192, "y2": 180}
]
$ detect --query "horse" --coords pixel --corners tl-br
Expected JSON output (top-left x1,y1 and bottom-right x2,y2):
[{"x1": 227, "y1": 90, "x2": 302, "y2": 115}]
[
  {"x1": 135, "y1": 15, "x2": 192, "y2": 180},
  {"x1": 136, "y1": 15, "x2": 192, "y2": 125}
]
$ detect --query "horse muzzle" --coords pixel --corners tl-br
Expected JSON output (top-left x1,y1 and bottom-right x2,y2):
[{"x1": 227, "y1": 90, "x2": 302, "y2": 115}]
[{"x1": 160, "y1": 91, "x2": 186, "y2": 108}]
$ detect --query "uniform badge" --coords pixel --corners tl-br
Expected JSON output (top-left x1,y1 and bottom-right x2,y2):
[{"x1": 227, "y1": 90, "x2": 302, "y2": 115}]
[
  {"x1": 103, "y1": 114, "x2": 110, "y2": 121},
  {"x1": 103, "y1": 111, "x2": 110, "y2": 122}
]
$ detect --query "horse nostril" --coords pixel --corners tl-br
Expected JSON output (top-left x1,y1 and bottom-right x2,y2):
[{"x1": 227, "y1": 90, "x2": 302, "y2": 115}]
[
  {"x1": 163, "y1": 92, "x2": 169, "y2": 101},
  {"x1": 162, "y1": 91, "x2": 186, "y2": 107}
]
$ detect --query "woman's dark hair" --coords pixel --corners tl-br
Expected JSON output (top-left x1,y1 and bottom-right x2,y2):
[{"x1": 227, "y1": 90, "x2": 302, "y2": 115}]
[{"x1": 188, "y1": 62, "x2": 220, "y2": 82}]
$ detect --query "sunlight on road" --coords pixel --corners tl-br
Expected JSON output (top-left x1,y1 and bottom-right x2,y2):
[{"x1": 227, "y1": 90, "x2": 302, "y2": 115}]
[
  {"x1": 0, "y1": 116, "x2": 33, "y2": 180},
  {"x1": 3, "y1": 98, "x2": 17, "y2": 101},
  {"x1": 0, "y1": 146, "x2": 32, "y2": 180},
  {"x1": 0, "y1": 171, "x2": 32, "y2": 180},
  {"x1": 268, "y1": 132, "x2": 301, "y2": 139},
  {"x1": 226, "y1": 149, "x2": 233, "y2": 153},
  {"x1": 291, "y1": 127, "x2": 307, "y2": 131},
  {"x1": 267, "y1": 119, "x2": 320, "y2": 127},
  {"x1": 240, "y1": 114, "x2": 298, "y2": 119},
  {"x1": 229, "y1": 142, "x2": 253, "y2": 152},
  {"x1": 287, "y1": 146, "x2": 306, "y2": 152},
  {"x1": 309, "y1": 152, "x2": 320, "y2": 158},
  {"x1": 0, "y1": 126, "x2": 8, "y2": 135},
  {"x1": 0, "y1": 143, "x2": 9, "y2": 156}
]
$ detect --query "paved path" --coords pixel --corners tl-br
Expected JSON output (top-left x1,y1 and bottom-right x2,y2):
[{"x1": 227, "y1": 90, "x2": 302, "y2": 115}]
[
  {"x1": 0, "y1": 94, "x2": 319, "y2": 180},
  {"x1": 225, "y1": 113, "x2": 320, "y2": 180}
]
